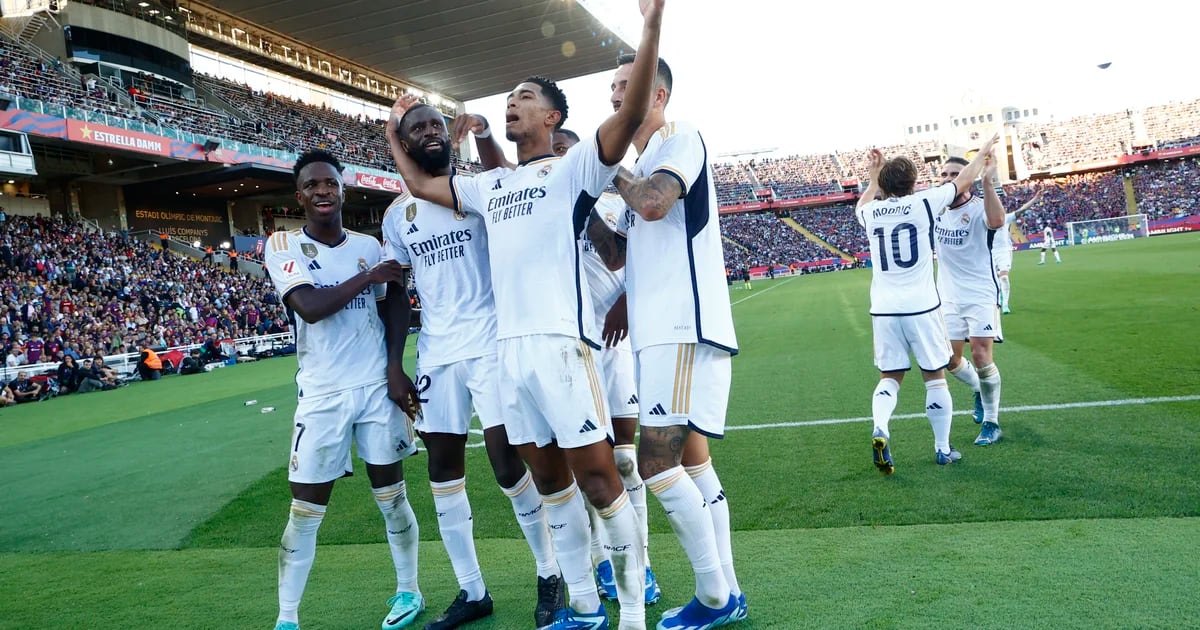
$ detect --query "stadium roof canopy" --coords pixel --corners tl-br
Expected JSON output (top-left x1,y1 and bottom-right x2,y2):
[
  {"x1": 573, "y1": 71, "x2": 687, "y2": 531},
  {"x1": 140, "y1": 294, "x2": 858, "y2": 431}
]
[{"x1": 201, "y1": 0, "x2": 632, "y2": 102}]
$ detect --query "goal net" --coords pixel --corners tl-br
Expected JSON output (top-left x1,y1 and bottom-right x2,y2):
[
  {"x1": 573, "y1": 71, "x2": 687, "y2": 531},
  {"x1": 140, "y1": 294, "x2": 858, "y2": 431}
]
[{"x1": 1066, "y1": 214, "x2": 1149, "y2": 246}]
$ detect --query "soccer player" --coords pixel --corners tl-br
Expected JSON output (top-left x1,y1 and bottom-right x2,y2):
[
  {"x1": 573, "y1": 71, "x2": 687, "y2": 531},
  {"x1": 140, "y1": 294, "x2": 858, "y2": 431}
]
[
  {"x1": 591, "y1": 53, "x2": 746, "y2": 628},
  {"x1": 552, "y1": 128, "x2": 661, "y2": 607},
  {"x1": 855, "y1": 135, "x2": 998, "y2": 473},
  {"x1": 992, "y1": 189, "x2": 1042, "y2": 313},
  {"x1": 1039, "y1": 224, "x2": 1062, "y2": 264},
  {"x1": 935, "y1": 154, "x2": 1005, "y2": 447},
  {"x1": 265, "y1": 150, "x2": 422, "y2": 630},
  {"x1": 384, "y1": 3, "x2": 665, "y2": 627},
  {"x1": 381, "y1": 104, "x2": 564, "y2": 629}
]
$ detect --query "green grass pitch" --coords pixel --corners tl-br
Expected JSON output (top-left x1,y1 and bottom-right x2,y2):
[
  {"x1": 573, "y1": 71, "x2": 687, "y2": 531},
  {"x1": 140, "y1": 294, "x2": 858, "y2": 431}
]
[{"x1": 2, "y1": 233, "x2": 1198, "y2": 628}]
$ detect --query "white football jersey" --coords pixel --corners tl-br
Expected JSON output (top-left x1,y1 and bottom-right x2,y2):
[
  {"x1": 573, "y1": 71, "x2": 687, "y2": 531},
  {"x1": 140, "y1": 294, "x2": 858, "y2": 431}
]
[
  {"x1": 615, "y1": 121, "x2": 738, "y2": 354},
  {"x1": 580, "y1": 193, "x2": 627, "y2": 328},
  {"x1": 1043, "y1": 226, "x2": 1055, "y2": 244},
  {"x1": 993, "y1": 212, "x2": 1017, "y2": 254},
  {"x1": 934, "y1": 195, "x2": 1001, "y2": 306},
  {"x1": 450, "y1": 132, "x2": 617, "y2": 346},
  {"x1": 857, "y1": 183, "x2": 958, "y2": 316},
  {"x1": 381, "y1": 192, "x2": 496, "y2": 367},
  {"x1": 265, "y1": 228, "x2": 387, "y2": 398}
]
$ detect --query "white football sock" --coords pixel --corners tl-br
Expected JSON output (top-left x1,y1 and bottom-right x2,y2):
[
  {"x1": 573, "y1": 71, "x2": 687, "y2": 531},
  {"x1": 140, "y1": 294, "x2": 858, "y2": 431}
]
[
  {"x1": 1040, "y1": 250, "x2": 1046, "y2": 263},
  {"x1": 925, "y1": 379, "x2": 953, "y2": 453},
  {"x1": 586, "y1": 501, "x2": 609, "y2": 568},
  {"x1": 502, "y1": 472, "x2": 558, "y2": 579},
  {"x1": 872, "y1": 378, "x2": 900, "y2": 437},
  {"x1": 646, "y1": 466, "x2": 729, "y2": 608},
  {"x1": 278, "y1": 499, "x2": 326, "y2": 624},
  {"x1": 978, "y1": 363, "x2": 1002, "y2": 424},
  {"x1": 596, "y1": 492, "x2": 645, "y2": 628},
  {"x1": 949, "y1": 359, "x2": 980, "y2": 393},
  {"x1": 373, "y1": 481, "x2": 420, "y2": 594},
  {"x1": 543, "y1": 482, "x2": 601, "y2": 613},
  {"x1": 431, "y1": 478, "x2": 486, "y2": 601},
  {"x1": 687, "y1": 458, "x2": 740, "y2": 596},
  {"x1": 614, "y1": 444, "x2": 650, "y2": 567},
  {"x1": 999, "y1": 275, "x2": 1011, "y2": 307},
  {"x1": 1054, "y1": 250, "x2": 1061, "y2": 262}
]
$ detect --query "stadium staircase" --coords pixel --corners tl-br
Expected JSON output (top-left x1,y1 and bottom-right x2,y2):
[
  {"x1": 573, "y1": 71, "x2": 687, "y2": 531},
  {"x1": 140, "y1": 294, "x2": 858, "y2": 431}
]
[
  {"x1": 722, "y1": 235, "x2": 752, "y2": 255},
  {"x1": 779, "y1": 216, "x2": 853, "y2": 260}
]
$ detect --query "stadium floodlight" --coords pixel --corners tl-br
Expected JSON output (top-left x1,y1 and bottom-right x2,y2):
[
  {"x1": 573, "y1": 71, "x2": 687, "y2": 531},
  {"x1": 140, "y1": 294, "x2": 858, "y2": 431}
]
[
  {"x1": 192, "y1": 240, "x2": 201, "y2": 248},
  {"x1": 1066, "y1": 214, "x2": 1149, "y2": 246},
  {"x1": 220, "y1": 241, "x2": 231, "y2": 250}
]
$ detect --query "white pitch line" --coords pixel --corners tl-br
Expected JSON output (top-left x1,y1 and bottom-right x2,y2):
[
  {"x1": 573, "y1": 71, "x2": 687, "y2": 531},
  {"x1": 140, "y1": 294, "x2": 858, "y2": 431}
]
[
  {"x1": 730, "y1": 276, "x2": 797, "y2": 306},
  {"x1": 726, "y1": 394, "x2": 1200, "y2": 431}
]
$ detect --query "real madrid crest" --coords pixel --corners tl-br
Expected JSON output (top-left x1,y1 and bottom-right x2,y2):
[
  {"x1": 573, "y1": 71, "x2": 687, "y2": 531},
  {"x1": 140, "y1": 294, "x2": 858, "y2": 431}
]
[
  {"x1": 301, "y1": 243, "x2": 318, "y2": 258},
  {"x1": 405, "y1": 203, "x2": 418, "y2": 222},
  {"x1": 358, "y1": 258, "x2": 369, "y2": 272},
  {"x1": 538, "y1": 164, "x2": 553, "y2": 178},
  {"x1": 960, "y1": 213, "x2": 971, "y2": 226}
]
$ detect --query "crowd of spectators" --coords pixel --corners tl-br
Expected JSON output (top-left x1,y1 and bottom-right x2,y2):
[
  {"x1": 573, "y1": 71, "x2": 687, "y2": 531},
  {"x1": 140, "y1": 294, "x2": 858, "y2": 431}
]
[
  {"x1": 838, "y1": 141, "x2": 945, "y2": 186},
  {"x1": 790, "y1": 203, "x2": 869, "y2": 256},
  {"x1": 1002, "y1": 170, "x2": 1125, "y2": 231},
  {"x1": 0, "y1": 214, "x2": 289, "y2": 402},
  {"x1": 712, "y1": 162, "x2": 756, "y2": 205},
  {"x1": 1129, "y1": 157, "x2": 1200, "y2": 219},
  {"x1": 719, "y1": 212, "x2": 832, "y2": 269},
  {"x1": 749, "y1": 154, "x2": 842, "y2": 199},
  {"x1": 1019, "y1": 111, "x2": 1132, "y2": 170}
]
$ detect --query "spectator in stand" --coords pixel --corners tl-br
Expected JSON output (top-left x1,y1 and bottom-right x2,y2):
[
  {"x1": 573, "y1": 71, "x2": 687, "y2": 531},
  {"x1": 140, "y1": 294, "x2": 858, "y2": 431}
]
[
  {"x1": 229, "y1": 249, "x2": 239, "y2": 272},
  {"x1": 159, "y1": 230, "x2": 170, "y2": 251},
  {"x1": 9, "y1": 370, "x2": 42, "y2": 403},
  {"x1": 180, "y1": 348, "x2": 203, "y2": 375},
  {"x1": 6, "y1": 345, "x2": 24, "y2": 368},
  {"x1": 56, "y1": 354, "x2": 83, "y2": 394},
  {"x1": 87, "y1": 356, "x2": 120, "y2": 390},
  {"x1": 202, "y1": 245, "x2": 215, "y2": 265},
  {"x1": 1, "y1": 379, "x2": 14, "y2": 406}
]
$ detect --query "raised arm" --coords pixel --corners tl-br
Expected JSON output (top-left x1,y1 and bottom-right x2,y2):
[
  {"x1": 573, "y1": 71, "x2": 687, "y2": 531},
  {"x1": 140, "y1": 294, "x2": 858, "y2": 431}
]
[
  {"x1": 1012, "y1": 187, "x2": 1044, "y2": 218},
  {"x1": 980, "y1": 151, "x2": 1006, "y2": 230},
  {"x1": 613, "y1": 166, "x2": 681, "y2": 221},
  {"x1": 856, "y1": 149, "x2": 884, "y2": 210},
  {"x1": 950, "y1": 133, "x2": 1000, "y2": 195},
  {"x1": 386, "y1": 96, "x2": 455, "y2": 208},
  {"x1": 450, "y1": 114, "x2": 513, "y2": 171},
  {"x1": 287, "y1": 261, "x2": 405, "y2": 324},
  {"x1": 595, "y1": 0, "x2": 665, "y2": 165}
]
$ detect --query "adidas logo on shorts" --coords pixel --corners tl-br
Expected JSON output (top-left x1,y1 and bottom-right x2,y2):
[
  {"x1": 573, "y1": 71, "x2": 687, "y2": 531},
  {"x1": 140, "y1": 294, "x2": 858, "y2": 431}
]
[
  {"x1": 579, "y1": 419, "x2": 598, "y2": 433},
  {"x1": 648, "y1": 403, "x2": 667, "y2": 416},
  {"x1": 983, "y1": 324, "x2": 993, "y2": 331},
  {"x1": 627, "y1": 394, "x2": 639, "y2": 406}
]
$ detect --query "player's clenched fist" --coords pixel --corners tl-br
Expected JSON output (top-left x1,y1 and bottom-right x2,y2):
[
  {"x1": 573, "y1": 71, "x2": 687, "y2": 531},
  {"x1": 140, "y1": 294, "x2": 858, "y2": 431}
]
[{"x1": 366, "y1": 259, "x2": 406, "y2": 285}]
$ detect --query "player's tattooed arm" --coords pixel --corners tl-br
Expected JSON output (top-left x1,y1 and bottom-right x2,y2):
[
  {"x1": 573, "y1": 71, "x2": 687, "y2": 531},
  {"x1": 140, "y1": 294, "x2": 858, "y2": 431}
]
[
  {"x1": 587, "y1": 208, "x2": 627, "y2": 271},
  {"x1": 614, "y1": 166, "x2": 681, "y2": 222}
]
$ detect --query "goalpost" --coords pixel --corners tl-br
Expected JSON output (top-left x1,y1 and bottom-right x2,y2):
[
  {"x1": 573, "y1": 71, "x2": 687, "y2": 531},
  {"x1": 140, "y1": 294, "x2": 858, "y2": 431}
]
[{"x1": 1066, "y1": 214, "x2": 1150, "y2": 246}]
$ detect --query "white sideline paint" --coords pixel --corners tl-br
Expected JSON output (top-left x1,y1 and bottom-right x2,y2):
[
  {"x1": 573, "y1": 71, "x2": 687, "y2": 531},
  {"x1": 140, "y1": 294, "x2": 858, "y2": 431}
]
[
  {"x1": 730, "y1": 276, "x2": 797, "y2": 306},
  {"x1": 725, "y1": 394, "x2": 1200, "y2": 432},
  {"x1": 447, "y1": 394, "x2": 1200, "y2": 448}
]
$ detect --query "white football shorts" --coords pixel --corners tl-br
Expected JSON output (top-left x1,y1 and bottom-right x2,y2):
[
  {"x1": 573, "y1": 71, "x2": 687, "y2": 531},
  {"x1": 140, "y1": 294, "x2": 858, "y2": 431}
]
[
  {"x1": 872, "y1": 309, "x2": 953, "y2": 373},
  {"x1": 992, "y1": 246, "x2": 1013, "y2": 273},
  {"x1": 602, "y1": 337, "x2": 639, "y2": 419},
  {"x1": 414, "y1": 353, "x2": 504, "y2": 435},
  {"x1": 497, "y1": 334, "x2": 611, "y2": 449},
  {"x1": 287, "y1": 381, "x2": 417, "y2": 484},
  {"x1": 943, "y1": 301, "x2": 1004, "y2": 342},
  {"x1": 635, "y1": 342, "x2": 732, "y2": 438}
]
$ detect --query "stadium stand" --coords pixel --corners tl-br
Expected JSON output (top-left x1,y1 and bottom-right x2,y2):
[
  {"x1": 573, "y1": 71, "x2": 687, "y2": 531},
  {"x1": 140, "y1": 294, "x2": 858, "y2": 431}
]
[
  {"x1": 719, "y1": 212, "x2": 833, "y2": 268},
  {"x1": 790, "y1": 203, "x2": 869, "y2": 256},
  {"x1": 749, "y1": 153, "x2": 842, "y2": 199},
  {"x1": 712, "y1": 162, "x2": 756, "y2": 205},
  {"x1": 0, "y1": 215, "x2": 289, "y2": 377},
  {"x1": 1129, "y1": 157, "x2": 1200, "y2": 219},
  {"x1": 1002, "y1": 170, "x2": 1126, "y2": 231}
]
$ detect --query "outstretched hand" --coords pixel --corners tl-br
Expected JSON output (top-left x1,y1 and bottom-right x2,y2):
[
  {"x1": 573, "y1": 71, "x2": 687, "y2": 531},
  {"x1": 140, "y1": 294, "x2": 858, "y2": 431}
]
[
  {"x1": 867, "y1": 149, "x2": 884, "y2": 180},
  {"x1": 449, "y1": 114, "x2": 488, "y2": 149},
  {"x1": 640, "y1": 0, "x2": 665, "y2": 23}
]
